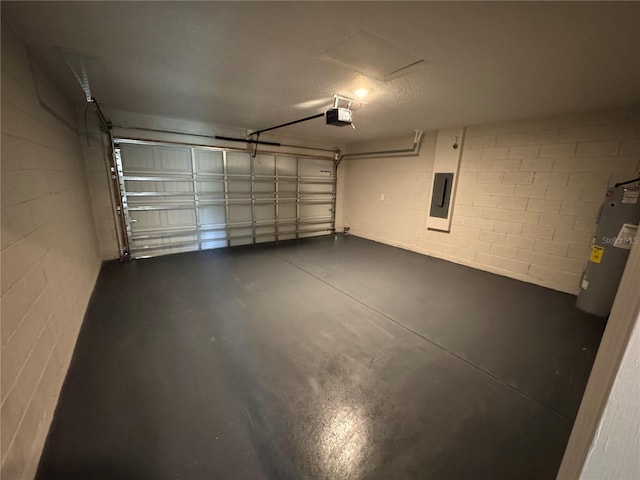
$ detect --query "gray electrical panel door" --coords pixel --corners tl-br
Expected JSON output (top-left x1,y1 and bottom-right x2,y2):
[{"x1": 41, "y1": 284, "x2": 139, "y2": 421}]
[
  {"x1": 576, "y1": 184, "x2": 640, "y2": 317},
  {"x1": 429, "y1": 172, "x2": 454, "y2": 219}
]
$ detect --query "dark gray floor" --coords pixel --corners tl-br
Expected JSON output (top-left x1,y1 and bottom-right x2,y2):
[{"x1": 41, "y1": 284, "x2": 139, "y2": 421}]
[{"x1": 36, "y1": 235, "x2": 604, "y2": 480}]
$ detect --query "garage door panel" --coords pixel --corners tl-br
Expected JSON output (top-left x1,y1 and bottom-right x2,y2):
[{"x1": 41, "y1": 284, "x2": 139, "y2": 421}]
[
  {"x1": 198, "y1": 180, "x2": 224, "y2": 194},
  {"x1": 201, "y1": 240, "x2": 227, "y2": 249},
  {"x1": 120, "y1": 144, "x2": 154, "y2": 170},
  {"x1": 255, "y1": 182, "x2": 275, "y2": 194},
  {"x1": 276, "y1": 156, "x2": 297, "y2": 177},
  {"x1": 117, "y1": 141, "x2": 335, "y2": 258},
  {"x1": 201, "y1": 229, "x2": 227, "y2": 250},
  {"x1": 135, "y1": 244, "x2": 199, "y2": 258},
  {"x1": 256, "y1": 225, "x2": 276, "y2": 237},
  {"x1": 226, "y1": 152, "x2": 250, "y2": 174},
  {"x1": 199, "y1": 206, "x2": 226, "y2": 226},
  {"x1": 122, "y1": 144, "x2": 192, "y2": 173},
  {"x1": 130, "y1": 209, "x2": 195, "y2": 229},
  {"x1": 227, "y1": 181, "x2": 251, "y2": 194},
  {"x1": 299, "y1": 158, "x2": 333, "y2": 176},
  {"x1": 299, "y1": 182, "x2": 333, "y2": 194},
  {"x1": 299, "y1": 203, "x2": 332, "y2": 219},
  {"x1": 278, "y1": 205, "x2": 296, "y2": 220},
  {"x1": 166, "y1": 209, "x2": 196, "y2": 227},
  {"x1": 278, "y1": 183, "x2": 297, "y2": 194},
  {"x1": 254, "y1": 154, "x2": 275, "y2": 175},
  {"x1": 230, "y1": 228, "x2": 253, "y2": 246},
  {"x1": 130, "y1": 210, "x2": 163, "y2": 229},
  {"x1": 255, "y1": 204, "x2": 275, "y2": 221},
  {"x1": 125, "y1": 180, "x2": 194, "y2": 194},
  {"x1": 131, "y1": 232, "x2": 197, "y2": 248},
  {"x1": 195, "y1": 150, "x2": 223, "y2": 173},
  {"x1": 165, "y1": 181, "x2": 194, "y2": 193},
  {"x1": 159, "y1": 148, "x2": 191, "y2": 172},
  {"x1": 228, "y1": 205, "x2": 252, "y2": 223}
]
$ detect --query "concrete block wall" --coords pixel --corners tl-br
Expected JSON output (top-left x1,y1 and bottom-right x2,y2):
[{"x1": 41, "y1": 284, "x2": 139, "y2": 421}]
[
  {"x1": 340, "y1": 109, "x2": 640, "y2": 294},
  {"x1": 1, "y1": 24, "x2": 101, "y2": 479}
]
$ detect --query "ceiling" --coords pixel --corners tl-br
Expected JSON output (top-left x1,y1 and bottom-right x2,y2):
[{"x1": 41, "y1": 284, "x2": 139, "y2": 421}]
[{"x1": 3, "y1": 1, "x2": 640, "y2": 144}]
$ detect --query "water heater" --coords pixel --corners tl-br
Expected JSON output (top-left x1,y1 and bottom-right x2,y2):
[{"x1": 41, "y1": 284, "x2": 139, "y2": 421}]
[{"x1": 576, "y1": 179, "x2": 640, "y2": 317}]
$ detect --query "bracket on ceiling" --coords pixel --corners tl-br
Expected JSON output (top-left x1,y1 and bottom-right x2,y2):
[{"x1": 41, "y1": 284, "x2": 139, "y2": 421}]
[{"x1": 56, "y1": 46, "x2": 94, "y2": 103}]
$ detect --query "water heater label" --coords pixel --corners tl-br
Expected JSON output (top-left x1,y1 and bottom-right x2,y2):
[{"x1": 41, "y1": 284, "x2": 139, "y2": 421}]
[
  {"x1": 590, "y1": 245, "x2": 604, "y2": 263},
  {"x1": 613, "y1": 223, "x2": 638, "y2": 250}
]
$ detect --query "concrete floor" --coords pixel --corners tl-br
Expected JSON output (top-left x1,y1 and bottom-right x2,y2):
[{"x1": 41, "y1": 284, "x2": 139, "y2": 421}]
[{"x1": 36, "y1": 235, "x2": 604, "y2": 480}]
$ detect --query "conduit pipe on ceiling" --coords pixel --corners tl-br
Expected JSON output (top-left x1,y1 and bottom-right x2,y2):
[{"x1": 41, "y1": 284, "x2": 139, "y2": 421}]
[{"x1": 336, "y1": 130, "x2": 424, "y2": 166}]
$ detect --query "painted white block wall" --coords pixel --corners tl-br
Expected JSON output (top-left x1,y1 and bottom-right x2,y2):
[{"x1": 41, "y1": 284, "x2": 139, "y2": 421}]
[
  {"x1": 582, "y1": 315, "x2": 640, "y2": 479},
  {"x1": 1, "y1": 24, "x2": 101, "y2": 479},
  {"x1": 340, "y1": 109, "x2": 640, "y2": 294}
]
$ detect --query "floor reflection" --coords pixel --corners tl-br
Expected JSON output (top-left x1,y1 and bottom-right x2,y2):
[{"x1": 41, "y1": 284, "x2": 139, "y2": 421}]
[{"x1": 319, "y1": 403, "x2": 369, "y2": 479}]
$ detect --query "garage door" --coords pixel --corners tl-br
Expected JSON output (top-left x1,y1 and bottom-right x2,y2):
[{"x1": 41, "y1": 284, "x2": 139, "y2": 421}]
[{"x1": 114, "y1": 139, "x2": 336, "y2": 259}]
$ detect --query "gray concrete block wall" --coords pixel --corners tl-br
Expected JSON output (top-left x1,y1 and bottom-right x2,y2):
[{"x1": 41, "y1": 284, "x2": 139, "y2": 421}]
[
  {"x1": 340, "y1": 109, "x2": 640, "y2": 294},
  {"x1": 1, "y1": 24, "x2": 101, "y2": 479}
]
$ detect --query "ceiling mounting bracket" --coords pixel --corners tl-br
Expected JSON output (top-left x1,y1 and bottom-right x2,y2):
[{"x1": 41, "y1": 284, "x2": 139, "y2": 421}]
[
  {"x1": 332, "y1": 94, "x2": 353, "y2": 110},
  {"x1": 56, "y1": 46, "x2": 94, "y2": 103}
]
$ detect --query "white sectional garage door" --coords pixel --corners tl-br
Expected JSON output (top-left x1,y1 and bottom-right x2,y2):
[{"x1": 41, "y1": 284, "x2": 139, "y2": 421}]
[{"x1": 114, "y1": 140, "x2": 335, "y2": 258}]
